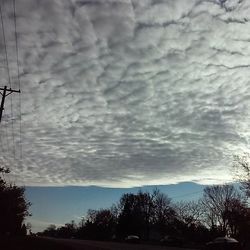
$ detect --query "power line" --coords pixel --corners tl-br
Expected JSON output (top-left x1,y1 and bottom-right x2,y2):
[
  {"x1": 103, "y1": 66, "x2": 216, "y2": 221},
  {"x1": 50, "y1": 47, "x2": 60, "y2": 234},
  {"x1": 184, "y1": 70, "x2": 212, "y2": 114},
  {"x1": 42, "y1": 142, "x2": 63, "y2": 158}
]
[
  {"x1": 0, "y1": 0, "x2": 12, "y2": 88},
  {"x1": 0, "y1": 0, "x2": 16, "y2": 162},
  {"x1": 13, "y1": 0, "x2": 21, "y2": 90},
  {"x1": 2, "y1": 119, "x2": 11, "y2": 160},
  {"x1": 0, "y1": 125, "x2": 6, "y2": 156},
  {"x1": 10, "y1": 94, "x2": 16, "y2": 163},
  {"x1": 13, "y1": 0, "x2": 23, "y2": 178},
  {"x1": 0, "y1": 0, "x2": 22, "y2": 185}
]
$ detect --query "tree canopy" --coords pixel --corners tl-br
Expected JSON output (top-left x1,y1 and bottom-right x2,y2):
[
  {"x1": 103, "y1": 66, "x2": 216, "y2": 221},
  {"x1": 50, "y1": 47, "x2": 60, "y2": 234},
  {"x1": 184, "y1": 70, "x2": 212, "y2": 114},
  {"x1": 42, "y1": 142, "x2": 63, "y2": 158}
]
[{"x1": 0, "y1": 166, "x2": 31, "y2": 236}]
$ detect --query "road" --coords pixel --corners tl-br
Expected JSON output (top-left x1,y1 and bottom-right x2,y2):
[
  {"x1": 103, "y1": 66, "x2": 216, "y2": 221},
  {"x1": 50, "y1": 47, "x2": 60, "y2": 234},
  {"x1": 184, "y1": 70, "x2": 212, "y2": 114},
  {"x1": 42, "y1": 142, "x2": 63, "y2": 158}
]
[{"x1": 48, "y1": 238, "x2": 197, "y2": 250}]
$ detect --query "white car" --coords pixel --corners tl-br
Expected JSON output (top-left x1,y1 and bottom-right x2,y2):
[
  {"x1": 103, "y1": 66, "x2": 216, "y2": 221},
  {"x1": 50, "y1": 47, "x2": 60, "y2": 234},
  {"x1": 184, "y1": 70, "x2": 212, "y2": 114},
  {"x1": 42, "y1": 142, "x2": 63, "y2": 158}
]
[
  {"x1": 206, "y1": 237, "x2": 240, "y2": 250},
  {"x1": 125, "y1": 235, "x2": 140, "y2": 243}
]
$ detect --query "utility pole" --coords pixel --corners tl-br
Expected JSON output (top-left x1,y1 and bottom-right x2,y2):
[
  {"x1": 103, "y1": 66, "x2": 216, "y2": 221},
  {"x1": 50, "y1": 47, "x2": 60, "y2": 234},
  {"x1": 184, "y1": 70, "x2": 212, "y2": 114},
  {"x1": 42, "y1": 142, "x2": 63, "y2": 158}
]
[{"x1": 0, "y1": 86, "x2": 20, "y2": 123}]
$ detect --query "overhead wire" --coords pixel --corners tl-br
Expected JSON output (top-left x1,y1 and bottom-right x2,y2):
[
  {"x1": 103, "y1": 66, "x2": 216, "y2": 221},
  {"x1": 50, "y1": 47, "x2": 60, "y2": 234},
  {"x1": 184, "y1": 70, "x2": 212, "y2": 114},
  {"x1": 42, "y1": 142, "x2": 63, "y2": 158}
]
[
  {"x1": 2, "y1": 125, "x2": 11, "y2": 183},
  {"x1": 3, "y1": 120, "x2": 11, "y2": 183},
  {"x1": 0, "y1": 0, "x2": 13, "y2": 176},
  {"x1": 0, "y1": 0, "x2": 11, "y2": 88},
  {"x1": 13, "y1": 0, "x2": 23, "y2": 185},
  {"x1": 0, "y1": 124, "x2": 7, "y2": 165},
  {"x1": 7, "y1": 0, "x2": 16, "y2": 177},
  {"x1": 0, "y1": 0, "x2": 22, "y2": 184},
  {"x1": 13, "y1": 0, "x2": 20, "y2": 90},
  {"x1": 1, "y1": 124, "x2": 9, "y2": 155},
  {"x1": 6, "y1": 0, "x2": 17, "y2": 170},
  {"x1": 2, "y1": 113, "x2": 11, "y2": 159},
  {"x1": 0, "y1": 129, "x2": 4, "y2": 152}
]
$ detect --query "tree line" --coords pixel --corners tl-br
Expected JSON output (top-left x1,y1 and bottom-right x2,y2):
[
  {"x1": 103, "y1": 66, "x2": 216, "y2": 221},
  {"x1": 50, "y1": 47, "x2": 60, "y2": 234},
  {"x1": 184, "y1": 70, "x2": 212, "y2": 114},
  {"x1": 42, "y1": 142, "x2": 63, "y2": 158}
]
[
  {"x1": 39, "y1": 154, "x2": 250, "y2": 246},
  {"x1": 40, "y1": 184, "x2": 250, "y2": 244}
]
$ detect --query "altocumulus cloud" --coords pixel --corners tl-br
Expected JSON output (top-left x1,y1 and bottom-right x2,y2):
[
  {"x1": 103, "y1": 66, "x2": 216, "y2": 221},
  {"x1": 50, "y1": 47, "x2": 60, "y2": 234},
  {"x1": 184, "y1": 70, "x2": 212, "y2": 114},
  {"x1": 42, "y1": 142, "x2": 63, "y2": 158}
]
[{"x1": 0, "y1": 0, "x2": 250, "y2": 187}]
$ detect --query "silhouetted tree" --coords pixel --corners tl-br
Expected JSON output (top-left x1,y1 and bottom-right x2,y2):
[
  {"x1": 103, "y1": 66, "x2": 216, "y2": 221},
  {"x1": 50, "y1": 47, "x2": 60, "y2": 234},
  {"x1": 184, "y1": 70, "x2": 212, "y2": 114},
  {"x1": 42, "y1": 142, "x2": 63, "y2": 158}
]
[
  {"x1": 82, "y1": 209, "x2": 117, "y2": 240},
  {"x1": 222, "y1": 197, "x2": 249, "y2": 238},
  {"x1": 201, "y1": 184, "x2": 244, "y2": 236},
  {"x1": 42, "y1": 224, "x2": 57, "y2": 237},
  {"x1": 175, "y1": 200, "x2": 209, "y2": 242},
  {"x1": 117, "y1": 189, "x2": 176, "y2": 240},
  {"x1": 0, "y1": 167, "x2": 31, "y2": 236},
  {"x1": 56, "y1": 221, "x2": 77, "y2": 238},
  {"x1": 151, "y1": 188, "x2": 175, "y2": 237},
  {"x1": 117, "y1": 191, "x2": 153, "y2": 239}
]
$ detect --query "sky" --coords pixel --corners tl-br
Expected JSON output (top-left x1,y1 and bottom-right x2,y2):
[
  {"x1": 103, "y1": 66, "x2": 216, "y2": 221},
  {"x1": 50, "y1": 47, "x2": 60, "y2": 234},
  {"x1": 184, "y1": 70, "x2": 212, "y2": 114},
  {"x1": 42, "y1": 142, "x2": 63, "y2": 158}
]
[{"x1": 0, "y1": 0, "x2": 250, "y2": 232}]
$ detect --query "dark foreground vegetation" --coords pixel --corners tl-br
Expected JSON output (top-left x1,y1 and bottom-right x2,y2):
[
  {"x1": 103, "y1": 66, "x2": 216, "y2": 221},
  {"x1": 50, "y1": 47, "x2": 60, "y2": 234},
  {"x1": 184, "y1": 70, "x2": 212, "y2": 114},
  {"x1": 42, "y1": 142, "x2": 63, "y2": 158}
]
[
  {"x1": 39, "y1": 154, "x2": 250, "y2": 249},
  {"x1": 0, "y1": 167, "x2": 30, "y2": 237}
]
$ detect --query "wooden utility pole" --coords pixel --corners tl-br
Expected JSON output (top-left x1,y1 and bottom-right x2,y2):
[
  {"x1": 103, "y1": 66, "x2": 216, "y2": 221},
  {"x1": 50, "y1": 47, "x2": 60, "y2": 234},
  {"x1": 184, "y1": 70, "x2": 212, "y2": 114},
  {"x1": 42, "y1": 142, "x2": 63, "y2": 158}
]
[{"x1": 0, "y1": 86, "x2": 20, "y2": 123}]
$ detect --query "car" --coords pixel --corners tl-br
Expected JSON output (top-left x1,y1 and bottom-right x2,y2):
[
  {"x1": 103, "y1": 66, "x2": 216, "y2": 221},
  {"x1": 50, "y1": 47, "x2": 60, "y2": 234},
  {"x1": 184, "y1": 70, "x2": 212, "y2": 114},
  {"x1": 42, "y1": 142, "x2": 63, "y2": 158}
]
[
  {"x1": 125, "y1": 235, "x2": 140, "y2": 243},
  {"x1": 206, "y1": 237, "x2": 241, "y2": 250},
  {"x1": 160, "y1": 235, "x2": 183, "y2": 246}
]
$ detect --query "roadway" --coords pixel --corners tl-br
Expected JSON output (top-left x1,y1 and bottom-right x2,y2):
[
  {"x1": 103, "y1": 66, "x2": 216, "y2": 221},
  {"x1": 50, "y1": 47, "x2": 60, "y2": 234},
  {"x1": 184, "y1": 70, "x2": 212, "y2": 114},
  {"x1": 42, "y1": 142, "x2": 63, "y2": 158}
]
[{"x1": 48, "y1": 238, "x2": 197, "y2": 250}]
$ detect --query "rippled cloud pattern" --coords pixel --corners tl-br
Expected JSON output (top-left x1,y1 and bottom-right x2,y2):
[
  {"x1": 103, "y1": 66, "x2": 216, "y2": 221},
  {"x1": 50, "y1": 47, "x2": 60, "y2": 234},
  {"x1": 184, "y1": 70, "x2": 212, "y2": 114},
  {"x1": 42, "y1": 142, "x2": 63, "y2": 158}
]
[{"x1": 0, "y1": 0, "x2": 250, "y2": 187}]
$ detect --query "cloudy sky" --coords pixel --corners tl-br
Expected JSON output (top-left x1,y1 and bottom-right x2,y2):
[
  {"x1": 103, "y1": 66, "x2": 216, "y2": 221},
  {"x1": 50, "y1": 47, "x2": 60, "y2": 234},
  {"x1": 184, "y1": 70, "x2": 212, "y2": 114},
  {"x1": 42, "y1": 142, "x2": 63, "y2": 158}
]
[{"x1": 0, "y1": 0, "x2": 250, "y2": 188}]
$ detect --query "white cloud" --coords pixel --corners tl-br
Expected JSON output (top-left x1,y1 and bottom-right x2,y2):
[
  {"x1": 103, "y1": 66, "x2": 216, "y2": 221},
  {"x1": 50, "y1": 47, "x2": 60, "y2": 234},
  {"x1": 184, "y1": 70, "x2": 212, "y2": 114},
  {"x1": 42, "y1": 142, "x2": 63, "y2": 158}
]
[{"x1": 0, "y1": 0, "x2": 250, "y2": 187}]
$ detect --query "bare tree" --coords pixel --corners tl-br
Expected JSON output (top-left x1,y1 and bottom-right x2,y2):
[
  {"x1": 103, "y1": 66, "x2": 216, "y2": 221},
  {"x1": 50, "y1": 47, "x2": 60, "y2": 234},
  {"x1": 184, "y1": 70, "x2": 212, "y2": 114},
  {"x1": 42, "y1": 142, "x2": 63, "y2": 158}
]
[
  {"x1": 201, "y1": 184, "x2": 244, "y2": 235},
  {"x1": 175, "y1": 200, "x2": 204, "y2": 227},
  {"x1": 151, "y1": 188, "x2": 175, "y2": 236},
  {"x1": 233, "y1": 153, "x2": 250, "y2": 197}
]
